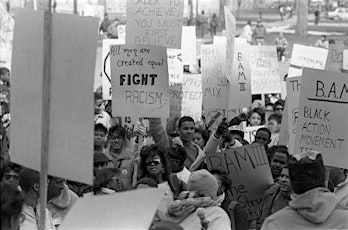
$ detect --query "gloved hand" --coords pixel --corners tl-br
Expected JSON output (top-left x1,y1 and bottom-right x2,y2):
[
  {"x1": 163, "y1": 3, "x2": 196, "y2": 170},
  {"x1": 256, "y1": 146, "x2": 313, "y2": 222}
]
[{"x1": 215, "y1": 118, "x2": 229, "y2": 138}]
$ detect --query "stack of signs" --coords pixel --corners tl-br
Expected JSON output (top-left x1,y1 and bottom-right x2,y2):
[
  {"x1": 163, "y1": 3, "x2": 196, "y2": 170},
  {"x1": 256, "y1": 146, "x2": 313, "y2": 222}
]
[{"x1": 294, "y1": 68, "x2": 348, "y2": 169}]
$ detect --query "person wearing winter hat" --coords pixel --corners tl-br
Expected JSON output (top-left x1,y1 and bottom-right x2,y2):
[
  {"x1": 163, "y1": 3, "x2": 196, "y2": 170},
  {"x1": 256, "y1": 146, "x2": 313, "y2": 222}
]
[
  {"x1": 261, "y1": 151, "x2": 348, "y2": 230},
  {"x1": 165, "y1": 169, "x2": 231, "y2": 230}
]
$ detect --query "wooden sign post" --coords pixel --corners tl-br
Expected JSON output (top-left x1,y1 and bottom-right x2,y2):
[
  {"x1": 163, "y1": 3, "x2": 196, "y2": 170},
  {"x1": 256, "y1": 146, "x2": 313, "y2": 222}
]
[{"x1": 39, "y1": 4, "x2": 52, "y2": 229}]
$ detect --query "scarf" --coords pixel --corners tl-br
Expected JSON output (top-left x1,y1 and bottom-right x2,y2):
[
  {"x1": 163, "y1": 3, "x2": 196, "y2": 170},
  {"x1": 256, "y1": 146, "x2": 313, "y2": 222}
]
[{"x1": 166, "y1": 191, "x2": 219, "y2": 223}]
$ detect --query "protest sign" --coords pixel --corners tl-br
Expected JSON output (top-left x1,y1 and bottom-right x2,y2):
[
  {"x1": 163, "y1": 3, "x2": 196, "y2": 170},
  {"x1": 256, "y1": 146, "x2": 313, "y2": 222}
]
[
  {"x1": 250, "y1": 46, "x2": 281, "y2": 94},
  {"x1": 182, "y1": 26, "x2": 197, "y2": 65},
  {"x1": 167, "y1": 48, "x2": 183, "y2": 86},
  {"x1": 126, "y1": 0, "x2": 184, "y2": 49},
  {"x1": 206, "y1": 143, "x2": 273, "y2": 220},
  {"x1": 105, "y1": 0, "x2": 127, "y2": 18},
  {"x1": 102, "y1": 39, "x2": 125, "y2": 100},
  {"x1": 294, "y1": 68, "x2": 348, "y2": 169},
  {"x1": 201, "y1": 42, "x2": 228, "y2": 129},
  {"x1": 60, "y1": 188, "x2": 164, "y2": 230},
  {"x1": 286, "y1": 76, "x2": 301, "y2": 155},
  {"x1": 169, "y1": 74, "x2": 202, "y2": 121},
  {"x1": 0, "y1": 5, "x2": 14, "y2": 69},
  {"x1": 325, "y1": 44, "x2": 344, "y2": 72},
  {"x1": 110, "y1": 45, "x2": 169, "y2": 118},
  {"x1": 244, "y1": 125, "x2": 265, "y2": 144},
  {"x1": 227, "y1": 38, "x2": 251, "y2": 120},
  {"x1": 287, "y1": 66, "x2": 302, "y2": 78},
  {"x1": 224, "y1": 6, "x2": 236, "y2": 83},
  {"x1": 82, "y1": 4, "x2": 104, "y2": 21},
  {"x1": 290, "y1": 44, "x2": 328, "y2": 70},
  {"x1": 117, "y1": 25, "x2": 126, "y2": 40},
  {"x1": 10, "y1": 9, "x2": 98, "y2": 184},
  {"x1": 278, "y1": 102, "x2": 289, "y2": 146},
  {"x1": 343, "y1": 50, "x2": 348, "y2": 71},
  {"x1": 278, "y1": 62, "x2": 289, "y2": 98}
]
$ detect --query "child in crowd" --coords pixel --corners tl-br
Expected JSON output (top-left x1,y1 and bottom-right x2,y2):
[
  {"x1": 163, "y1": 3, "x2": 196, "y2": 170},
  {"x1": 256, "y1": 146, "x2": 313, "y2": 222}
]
[{"x1": 267, "y1": 112, "x2": 282, "y2": 147}]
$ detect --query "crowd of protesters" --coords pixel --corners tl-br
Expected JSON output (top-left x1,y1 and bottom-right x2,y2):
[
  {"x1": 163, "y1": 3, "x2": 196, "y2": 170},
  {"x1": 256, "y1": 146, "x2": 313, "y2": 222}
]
[{"x1": 1, "y1": 65, "x2": 348, "y2": 230}]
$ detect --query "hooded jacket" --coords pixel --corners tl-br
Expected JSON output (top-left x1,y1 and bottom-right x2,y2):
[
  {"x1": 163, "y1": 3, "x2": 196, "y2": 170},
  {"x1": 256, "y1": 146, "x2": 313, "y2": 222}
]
[
  {"x1": 261, "y1": 187, "x2": 348, "y2": 230},
  {"x1": 47, "y1": 184, "x2": 78, "y2": 226}
]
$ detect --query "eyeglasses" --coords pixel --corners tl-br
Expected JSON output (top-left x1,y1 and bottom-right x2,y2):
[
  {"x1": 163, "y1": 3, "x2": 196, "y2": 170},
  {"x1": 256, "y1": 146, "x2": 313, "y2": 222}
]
[
  {"x1": 145, "y1": 159, "x2": 161, "y2": 166},
  {"x1": 109, "y1": 135, "x2": 123, "y2": 141},
  {"x1": 276, "y1": 107, "x2": 284, "y2": 111},
  {"x1": 255, "y1": 136, "x2": 269, "y2": 141},
  {"x1": 4, "y1": 174, "x2": 19, "y2": 180}
]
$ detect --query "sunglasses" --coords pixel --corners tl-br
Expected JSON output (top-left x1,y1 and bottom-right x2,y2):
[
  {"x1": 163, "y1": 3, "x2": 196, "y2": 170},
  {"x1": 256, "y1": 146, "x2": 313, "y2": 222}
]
[{"x1": 145, "y1": 159, "x2": 161, "y2": 166}]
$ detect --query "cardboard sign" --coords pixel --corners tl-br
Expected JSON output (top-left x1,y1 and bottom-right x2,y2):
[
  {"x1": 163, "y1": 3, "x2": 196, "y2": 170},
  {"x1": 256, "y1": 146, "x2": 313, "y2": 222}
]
[
  {"x1": 117, "y1": 25, "x2": 126, "y2": 40},
  {"x1": 294, "y1": 68, "x2": 348, "y2": 169},
  {"x1": 59, "y1": 188, "x2": 164, "y2": 230},
  {"x1": 105, "y1": 0, "x2": 127, "y2": 17},
  {"x1": 286, "y1": 76, "x2": 301, "y2": 155},
  {"x1": 0, "y1": 6, "x2": 14, "y2": 69},
  {"x1": 325, "y1": 44, "x2": 344, "y2": 72},
  {"x1": 227, "y1": 38, "x2": 251, "y2": 120},
  {"x1": 250, "y1": 46, "x2": 281, "y2": 94},
  {"x1": 278, "y1": 101, "x2": 289, "y2": 146},
  {"x1": 110, "y1": 45, "x2": 169, "y2": 118},
  {"x1": 291, "y1": 44, "x2": 328, "y2": 69},
  {"x1": 126, "y1": 0, "x2": 184, "y2": 49},
  {"x1": 343, "y1": 50, "x2": 348, "y2": 71},
  {"x1": 224, "y1": 6, "x2": 236, "y2": 83},
  {"x1": 169, "y1": 74, "x2": 202, "y2": 121},
  {"x1": 10, "y1": 9, "x2": 98, "y2": 184},
  {"x1": 102, "y1": 39, "x2": 125, "y2": 100},
  {"x1": 181, "y1": 26, "x2": 197, "y2": 65},
  {"x1": 244, "y1": 125, "x2": 265, "y2": 144},
  {"x1": 167, "y1": 48, "x2": 183, "y2": 86},
  {"x1": 206, "y1": 143, "x2": 273, "y2": 220},
  {"x1": 201, "y1": 42, "x2": 228, "y2": 129}
]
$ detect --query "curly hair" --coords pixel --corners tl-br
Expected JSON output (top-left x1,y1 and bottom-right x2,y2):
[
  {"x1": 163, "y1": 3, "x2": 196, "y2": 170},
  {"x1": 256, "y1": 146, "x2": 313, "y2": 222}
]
[
  {"x1": 248, "y1": 107, "x2": 266, "y2": 125},
  {"x1": 139, "y1": 144, "x2": 170, "y2": 182},
  {"x1": 1, "y1": 183, "x2": 24, "y2": 227}
]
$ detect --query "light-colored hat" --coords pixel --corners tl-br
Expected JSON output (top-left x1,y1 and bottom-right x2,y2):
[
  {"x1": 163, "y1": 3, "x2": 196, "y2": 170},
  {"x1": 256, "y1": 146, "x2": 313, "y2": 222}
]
[{"x1": 188, "y1": 169, "x2": 218, "y2": 199}]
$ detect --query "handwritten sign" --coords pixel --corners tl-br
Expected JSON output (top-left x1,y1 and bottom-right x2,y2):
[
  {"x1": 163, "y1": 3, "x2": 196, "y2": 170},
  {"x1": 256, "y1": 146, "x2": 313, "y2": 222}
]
[
  {"x1": 227, "y1": 38, "x2": 251, "y2": 120},
  {"x1": 59, "y1": 188, "x2": 164, "y2": 230},
  {"x1": 278, "y1": 102, "x2": 289, "y2": 146},
  {"x1": 286, "y1": 76, "x2": 301, "y2": 155},
  {"x1": 244, "y1": 125, "x2": 265, "y2": 144},
  {"x1": 291, "y1": 44, "x2": 328, "y2": 69},
  {"x1": 343, "y1": 50, "x2": 348, "y2": 71},
  {"x1": 201, "y1": 42, "x2": 228, "y2": 129},
  {"x1": 169, "y1": 74, "x2": 202, "y2": 121},
  {"x1": 102, "y1": 39, "x2": 125, "y2": 100},
  {"x1": 325, "y1": 44, "x2": 344, "y2": 72},
  {"x1": 250, "y1": 46, "x2": 281, "y2": 94},
  {"x1": 110, "y1": 45, "x2": 169, "y2": 118},
  {"x1": 10, "y1": 9, "x2": 98, "y2": 184},
  {"x1": 126, "y1": 0, "x2": 184, "y2": 49},
  {"x1": 206, "y1": 143, "x2": 273, "y2": 220},
  {"x1": 294, "y1": 68, "x2": 348, "y2": 169},
  {"x1": 167, "y1": 48, "x2": 183, "y2": 86},
  {"x1": 181, "y1": 26, "x2": 197, "y2": 65},
  {"x1": 117, "y1": 25, "x2": 126, "y2": 40},
  {"x1": 224, "y1": 6, "x2": 236, "y2": 83}
]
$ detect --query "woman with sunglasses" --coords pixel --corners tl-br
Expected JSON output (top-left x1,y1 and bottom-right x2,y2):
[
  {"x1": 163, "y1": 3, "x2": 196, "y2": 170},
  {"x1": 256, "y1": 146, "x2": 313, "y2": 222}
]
[{"x1": 139, "y1": 144, "x2": 174, "y2": 221}]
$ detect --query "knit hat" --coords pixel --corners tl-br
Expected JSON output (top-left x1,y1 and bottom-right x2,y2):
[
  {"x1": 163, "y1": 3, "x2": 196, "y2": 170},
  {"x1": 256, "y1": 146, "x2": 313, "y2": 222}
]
[
  {"x1": 188, "y1": 169, "x2": 218, "y2": 199},
  {"x1": 136, "y1": 177, "x2": 158, "y2": 188},
  {"x1": 94, "y1": 153, "x2": 110, "y2": 164},
  {"x1": 288, "y1": 150, "x2": 325, "y2": 194},
  {"x1": 19, "y1": 168, "x2": 40, "y2": 193}
]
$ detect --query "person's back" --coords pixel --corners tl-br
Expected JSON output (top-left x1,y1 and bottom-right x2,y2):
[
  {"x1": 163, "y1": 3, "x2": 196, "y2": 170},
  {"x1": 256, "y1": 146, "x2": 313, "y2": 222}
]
[{"x1": 261, "y1": 151, "x2": 348, "y2": 230}]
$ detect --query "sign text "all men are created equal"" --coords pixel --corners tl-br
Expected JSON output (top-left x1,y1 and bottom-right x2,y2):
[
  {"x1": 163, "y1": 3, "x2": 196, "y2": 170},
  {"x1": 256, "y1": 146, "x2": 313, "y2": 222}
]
[{"x1": 110, "y1": 45, "x2": 169, "y2": 118}]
